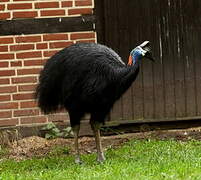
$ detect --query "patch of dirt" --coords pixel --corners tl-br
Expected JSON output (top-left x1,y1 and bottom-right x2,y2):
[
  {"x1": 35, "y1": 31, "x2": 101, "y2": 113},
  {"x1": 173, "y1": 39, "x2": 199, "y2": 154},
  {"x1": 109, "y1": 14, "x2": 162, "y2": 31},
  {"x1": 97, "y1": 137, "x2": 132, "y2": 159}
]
[{"x1": 3, "y1": 127, "x2": 201, "y2": 161}]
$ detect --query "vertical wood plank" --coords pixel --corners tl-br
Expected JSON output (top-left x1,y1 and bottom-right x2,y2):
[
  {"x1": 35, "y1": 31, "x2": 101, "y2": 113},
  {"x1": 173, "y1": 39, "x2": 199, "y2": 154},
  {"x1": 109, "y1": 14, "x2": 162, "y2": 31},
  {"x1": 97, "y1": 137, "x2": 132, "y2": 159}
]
[
  {"x1": 140, "y1": 0, "x2": 154, "y2": 119},
  {"x1": 194, "y1": 30, "x2": 201, "y2": 116},
  {"x1": 182, "y1": 1, "x2": 197, "y2": 117},
  {"x1": 94, "y1": 0, "x2": 105, "y2": 44},
  {"x1": 192, "y1": 0, "x2": 201, "y2": 116},
  {"x1": 160, "y1": 0, "x2": 176, "y2": 119},
  {"x1": 129, "y1": 0, "x2": 144, "y2": 121},
  {"x1": 118, "y1": 0, "x2": 134, "y2": 121},
  {"x1": 152, "y1": 0, "x2": 165, "y2": 119},
  {"x1": 173, "y1": 1, "x2": 186, "y2": 118},
  {"x1": 106, "y1": 0, "x2": 123, "y2": 122}
]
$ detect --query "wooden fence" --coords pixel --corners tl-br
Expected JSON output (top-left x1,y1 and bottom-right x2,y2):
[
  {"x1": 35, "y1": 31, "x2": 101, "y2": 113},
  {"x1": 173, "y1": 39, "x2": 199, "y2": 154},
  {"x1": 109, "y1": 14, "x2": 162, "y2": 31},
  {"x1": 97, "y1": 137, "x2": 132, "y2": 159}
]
[{"x1": 95, "y1": 0, "x2": 201, "y2": 125}]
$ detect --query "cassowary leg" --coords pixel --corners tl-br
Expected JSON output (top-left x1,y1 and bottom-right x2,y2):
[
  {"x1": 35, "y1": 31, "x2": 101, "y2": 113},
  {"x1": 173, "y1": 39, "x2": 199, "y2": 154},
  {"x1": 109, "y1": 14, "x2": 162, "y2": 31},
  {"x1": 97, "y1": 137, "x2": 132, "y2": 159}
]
[
  {"x1": 72, "y1": 124, "x2": 82, "y2": 164},
  {"x1": 69, "y1": 110, "x2": 84, "y2": 164},
  {"x1": 90, "y1": 120, "x2": 105, "y2": 162}
]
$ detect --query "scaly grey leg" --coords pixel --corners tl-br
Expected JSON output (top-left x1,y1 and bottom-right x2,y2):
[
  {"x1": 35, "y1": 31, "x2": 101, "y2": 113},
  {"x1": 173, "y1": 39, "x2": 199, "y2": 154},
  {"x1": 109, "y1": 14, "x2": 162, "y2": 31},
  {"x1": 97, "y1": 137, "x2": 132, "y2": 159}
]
[
  {"x1": 72, "y1": 124, "x2": 82, "y2": 164},
  {"x1": 90, "y1": 120, "x2": 105, "y2": 163}
]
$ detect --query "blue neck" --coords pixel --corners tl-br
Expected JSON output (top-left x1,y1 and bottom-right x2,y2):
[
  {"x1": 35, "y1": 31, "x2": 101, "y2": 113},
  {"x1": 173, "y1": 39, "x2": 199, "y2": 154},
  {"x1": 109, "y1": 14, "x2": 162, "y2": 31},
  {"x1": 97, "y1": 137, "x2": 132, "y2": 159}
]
[{"x1": 131, "y1": 50, "x2": 142, "y2": 65}]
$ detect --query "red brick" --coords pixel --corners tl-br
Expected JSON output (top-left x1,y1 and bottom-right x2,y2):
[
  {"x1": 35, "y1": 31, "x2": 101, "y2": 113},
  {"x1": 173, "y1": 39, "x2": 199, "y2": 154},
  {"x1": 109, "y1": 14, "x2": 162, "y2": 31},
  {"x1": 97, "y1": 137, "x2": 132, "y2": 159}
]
[
  {"x1": 16, "y1": 51, "x2": 42, "y2": 59},
  {"x1": 0, "y1": 95, "x2": 11, "y2": 102},
  {"x1": 43, "y1": 33, "x2": 68, "y2": 41},
  {"x1": 24, "y1": 59, "x2": 44, "y2": 66},
  {"x1": 70, "y1": 32, "x2": 95, "y2": 40},
  {"x1": 0, "y1": 86, "x2": 17, "y2": 94},
  {"x1": 0, "y1": 13, "x2": 10, "y2": 20},
  {"x1": 35, "y1": 2, "x2": 59, "y2": 9},
  {"x1": 14, "y1": 109, "x2": 39, "y2": 117},
  {"x1": 13, "y1": 11, "x2": 38, "y2": 19},
  {"x1": 0, "y1": 111, "x2": 12, "y2": 118},
  {"x1": 61, "y1": 1, "x2": 73, "y2": 7},
  {"x1": 0, "y1": 46, "x2": 8, "y2": 52},
  {"x1": 43, "y1": 50, "x2": 58, "y2": 57},
  {"x1": 17, "y1": 68, "x2": 41, "y2": 75},
  {"x1": 10, "y1": 61, "x2": 22, "y2": 67},
  {"x1": 68, "y1": 8, "x2": 92, "y2": 15},
  {"x1": 13, "y1": 0, "x2": 31, "y2": 1},
  {"x1": 8, "y1": 3, "x2": 32, "y2": 10},
  {"x1": 75, "y1": 0, "x2": 92, "y2": 6},
  {"x1": 10, "y1": 44, "x2": 34, "y2": 51},
  {"x1": 0, "y1": 4, "x2": 5, "y2": 11},
  {"x1": 18, "y1": 84, "x2": 36, "y2": 92},
  {"x1": 40, "y1": 10, "x2": 65, "y2": 17},
  {"x1": 0, "y1": 70, "x2": 15, "y2": 76},
  {"x1": 0, "y1": 0, "x2": 9, "y2": 2},
  {"x1": 0, "y1": 102, "x2": 18, "y2": 109},
  {"x1": 15, "y1": 36, "x2": 41, "y2": 43},
  {"x1": 49, "y1": 41, "x2": 73, "y2": 49},
  {"x1": 12, "y1": 76, "x2": 37, "y2": 84},
  {"x1": 20, "y1": 116, "x2": 47, "y2": 124},
  {"x1": 0, "y1": 78, "x2": 10, "y2": 85},
  {"x1": 13, "y1": 93, "x2": 34, "y2": 100},
  {"x1": 0, "y1": 61, "x2": 9, "y2": 68},
  {"x1": 36, "y1": 43, "x2": 48, "y2": 49},
  {"x1": 0, "y1": 37, "x2": 13, "y2": 44},
  {"x1": 76, "y1": 39, "x2": 96, "y2": 43},
  {"x1": 20, "y1": 100, "x2": 37, "y2": 108},
  {"x1": 0, "y1": 53, "x2": 14, "y2": 60},
  {"x1": 0, "y1": 119, "x2": 19, "y2": 127}
]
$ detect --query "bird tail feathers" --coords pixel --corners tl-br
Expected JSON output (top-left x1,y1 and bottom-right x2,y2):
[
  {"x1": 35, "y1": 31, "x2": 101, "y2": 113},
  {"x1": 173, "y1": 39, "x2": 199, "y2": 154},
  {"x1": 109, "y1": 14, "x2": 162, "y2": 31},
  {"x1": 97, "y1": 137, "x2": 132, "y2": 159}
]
[{"x1": 35, "y1": 54, "x2": 64, "y2": 114}]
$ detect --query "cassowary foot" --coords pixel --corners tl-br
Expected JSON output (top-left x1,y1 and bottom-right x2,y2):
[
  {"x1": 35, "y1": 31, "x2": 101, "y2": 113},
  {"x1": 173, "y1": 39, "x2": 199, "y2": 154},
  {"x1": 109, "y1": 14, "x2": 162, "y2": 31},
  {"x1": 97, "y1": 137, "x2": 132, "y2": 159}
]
[
  {"x1": 75, "y1": 157, "x2": 83, "y2": 164},
  {"x1": 97, "y1": 152, "x2": 106, "y2": 163}
]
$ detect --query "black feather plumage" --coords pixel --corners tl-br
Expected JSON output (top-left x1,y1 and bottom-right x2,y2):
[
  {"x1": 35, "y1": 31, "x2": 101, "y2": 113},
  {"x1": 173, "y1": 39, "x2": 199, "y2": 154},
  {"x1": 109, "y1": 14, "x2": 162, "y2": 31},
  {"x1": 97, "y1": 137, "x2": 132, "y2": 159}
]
[{"x1": 35, "y1": 42, "x2": 140, "y2": 125}]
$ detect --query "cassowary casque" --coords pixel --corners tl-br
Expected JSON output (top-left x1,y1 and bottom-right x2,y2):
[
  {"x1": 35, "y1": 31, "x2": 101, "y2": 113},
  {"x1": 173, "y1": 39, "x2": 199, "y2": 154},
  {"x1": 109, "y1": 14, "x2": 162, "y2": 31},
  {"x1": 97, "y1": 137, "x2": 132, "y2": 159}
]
[{"x1": 35, "y1": 41, "x2": 154, "y2": 163}]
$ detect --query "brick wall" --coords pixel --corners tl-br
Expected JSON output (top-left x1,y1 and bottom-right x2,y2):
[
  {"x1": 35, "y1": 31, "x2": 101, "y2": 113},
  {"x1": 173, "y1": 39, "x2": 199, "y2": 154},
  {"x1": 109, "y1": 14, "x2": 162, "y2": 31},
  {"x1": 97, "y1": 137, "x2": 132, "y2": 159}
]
[
  {"x1": 0, "y1": 0, "x2": 93, "y2": 20},
  {"x1": 0, "y1": 0, "x2": 96, "y2": 127}
]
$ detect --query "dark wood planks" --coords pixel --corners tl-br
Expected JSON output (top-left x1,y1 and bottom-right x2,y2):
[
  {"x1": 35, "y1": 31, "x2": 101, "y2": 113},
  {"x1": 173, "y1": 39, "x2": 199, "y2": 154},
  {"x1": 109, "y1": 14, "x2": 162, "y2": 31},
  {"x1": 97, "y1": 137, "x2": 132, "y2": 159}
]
[
  {"x1": 160, "y1": 0, "x2": 176, "y2": 119},
  {"x1": 182, "y1": 1, "x2": 199, "y2": 117},
  {"x1": 104, "y1": 0, "x2": 123, "y2": 122},
  {"x1": 118, "y1": 0, "x2": 134, "y2": 121},
  {"x1": 140, "y1": 0, "x2": 155, "y2": 120},
  {"x1": 172, "y1": 1, "x2": 186, "y2": 118},
  {"x1": 94, "y1": 0, "x2": 105, "y2": 44},
  {"x1": 94, "y1": 0, "x2": 201, "y2": 123},
  {"x1": 151, "y1": 0, "x2": 165, "y2": 120}
]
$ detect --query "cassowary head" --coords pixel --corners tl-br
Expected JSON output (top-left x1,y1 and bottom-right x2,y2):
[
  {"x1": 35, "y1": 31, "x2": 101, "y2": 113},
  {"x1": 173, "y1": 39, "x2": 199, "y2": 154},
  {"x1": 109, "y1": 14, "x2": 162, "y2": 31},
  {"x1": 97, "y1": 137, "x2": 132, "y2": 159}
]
[{"x1": 128, "y1": 41, "x2": 154, "y2": 65}]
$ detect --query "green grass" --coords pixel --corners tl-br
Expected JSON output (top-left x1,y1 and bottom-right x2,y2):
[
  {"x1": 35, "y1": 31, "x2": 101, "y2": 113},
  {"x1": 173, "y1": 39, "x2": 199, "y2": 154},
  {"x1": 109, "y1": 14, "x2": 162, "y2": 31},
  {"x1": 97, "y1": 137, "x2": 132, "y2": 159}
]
[
  {"x1": 1, "y1": 139, "x2": 201, "y2": 180},
  {"x1": 0, "y1": 146, "x2": 8, "y2": 159}
]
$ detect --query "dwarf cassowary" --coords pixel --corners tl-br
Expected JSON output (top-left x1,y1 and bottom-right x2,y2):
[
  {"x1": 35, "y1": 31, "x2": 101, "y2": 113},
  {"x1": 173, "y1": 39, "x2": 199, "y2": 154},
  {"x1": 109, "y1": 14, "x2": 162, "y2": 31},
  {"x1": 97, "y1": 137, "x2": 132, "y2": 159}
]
[{"x1": 35, "y1": 41, "x2": 154, "y2": 163}]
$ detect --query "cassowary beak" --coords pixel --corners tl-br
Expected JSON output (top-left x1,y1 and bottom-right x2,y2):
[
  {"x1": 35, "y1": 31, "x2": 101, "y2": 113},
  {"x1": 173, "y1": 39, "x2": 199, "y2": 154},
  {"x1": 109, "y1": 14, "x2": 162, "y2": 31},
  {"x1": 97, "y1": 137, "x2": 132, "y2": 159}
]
[
  {"x1": 140, "y1": 41, "x2": 155, "y2": 62},
  {"x1": 145, "y1": 51, "x2": 154, "y2": 62}
]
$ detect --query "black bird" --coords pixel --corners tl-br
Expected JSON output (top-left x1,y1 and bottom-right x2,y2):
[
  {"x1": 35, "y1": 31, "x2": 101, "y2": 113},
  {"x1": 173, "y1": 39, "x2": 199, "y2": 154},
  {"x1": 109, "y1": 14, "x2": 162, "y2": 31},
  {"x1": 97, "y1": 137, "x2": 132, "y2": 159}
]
[{"x1": 35, "y1": 41, "x2": 154, "y2": 163}]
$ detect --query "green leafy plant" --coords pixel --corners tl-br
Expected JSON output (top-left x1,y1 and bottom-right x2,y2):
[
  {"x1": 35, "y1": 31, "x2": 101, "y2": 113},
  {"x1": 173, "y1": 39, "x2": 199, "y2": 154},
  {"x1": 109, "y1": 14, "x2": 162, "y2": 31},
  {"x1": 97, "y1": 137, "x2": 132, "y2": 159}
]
[
  {"x1": 42, "y1": 123, "x2": 73, "y2": 139},
  {"x1": 62, "y1": 127, "x2": 74, "y2": 138}
]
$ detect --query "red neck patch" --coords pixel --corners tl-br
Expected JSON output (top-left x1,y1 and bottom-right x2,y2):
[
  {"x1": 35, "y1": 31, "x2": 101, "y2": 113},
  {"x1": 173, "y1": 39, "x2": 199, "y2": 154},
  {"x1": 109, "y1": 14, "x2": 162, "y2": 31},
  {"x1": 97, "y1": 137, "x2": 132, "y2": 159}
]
[{"x1": 128, "y1": 55, "x2": 132, "y2": 66}]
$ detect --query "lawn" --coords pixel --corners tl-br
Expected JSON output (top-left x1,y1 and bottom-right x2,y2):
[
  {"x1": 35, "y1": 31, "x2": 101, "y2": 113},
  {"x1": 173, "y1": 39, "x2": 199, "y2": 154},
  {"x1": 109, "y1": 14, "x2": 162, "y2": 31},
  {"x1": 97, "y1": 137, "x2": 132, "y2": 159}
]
[{"x1": 1, "y1": 138, "x2": 201, "y2": 180}]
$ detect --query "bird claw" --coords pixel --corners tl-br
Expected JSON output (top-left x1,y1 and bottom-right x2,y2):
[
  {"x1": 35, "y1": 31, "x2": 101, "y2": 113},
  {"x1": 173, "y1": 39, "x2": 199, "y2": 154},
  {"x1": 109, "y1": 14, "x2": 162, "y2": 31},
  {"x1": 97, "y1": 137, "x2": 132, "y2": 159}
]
[
  {"x1": 75, "y1": 158, "x2": 83, "y2": 164},
  {"x1": 97, "y1": 158, "x2": 106, "y2": 163},
  {"x1": 97, "y1": 153, "x2": 106, "y2": 163}
]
